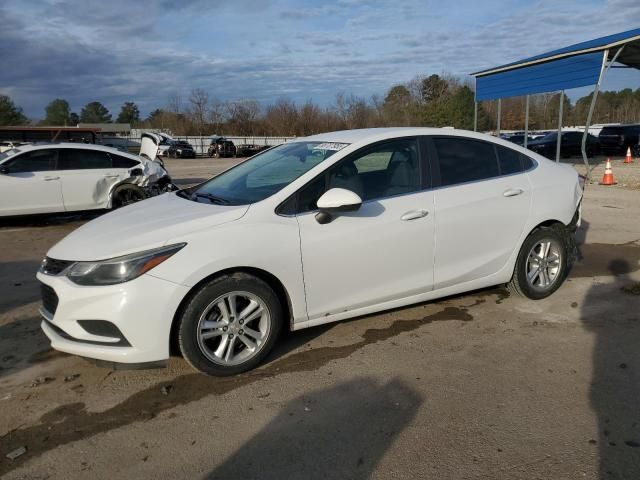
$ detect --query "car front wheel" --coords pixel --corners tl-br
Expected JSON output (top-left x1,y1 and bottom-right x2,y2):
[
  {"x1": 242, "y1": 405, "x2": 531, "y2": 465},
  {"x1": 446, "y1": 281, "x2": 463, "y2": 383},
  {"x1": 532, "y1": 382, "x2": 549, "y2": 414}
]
[
  {"x1": 178, "y1": 273, "x2": 283, "y2": 376},
  {"x1": 508, "y1": 226, "x2": 569, "y2": 300}
]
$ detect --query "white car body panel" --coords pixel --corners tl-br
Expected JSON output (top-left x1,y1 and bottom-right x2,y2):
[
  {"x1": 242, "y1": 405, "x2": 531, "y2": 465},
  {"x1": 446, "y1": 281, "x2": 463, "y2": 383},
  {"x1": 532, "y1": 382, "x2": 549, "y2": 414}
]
[
  {"x1": 433, "y1": 172, "x2": 532, "y2": 289},
  {"x1": 0, "y1": 170, "x2": 64, "y2": 215},
  {"x1": 38, "y1": 128, "x2": 582, "y2": 365},
  {"x1": 59, "y1": 166, "x2": 131, "y2": 210},
  {"x1": 297, "y1": 190, "x2": 435, "y2": 320}
]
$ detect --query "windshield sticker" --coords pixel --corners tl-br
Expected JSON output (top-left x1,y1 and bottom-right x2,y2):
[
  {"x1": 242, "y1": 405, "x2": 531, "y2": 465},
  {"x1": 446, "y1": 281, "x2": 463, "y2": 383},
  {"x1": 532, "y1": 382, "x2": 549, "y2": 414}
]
[{"x1": 313, "y1": 142, "x2": 349, "y2": 151}]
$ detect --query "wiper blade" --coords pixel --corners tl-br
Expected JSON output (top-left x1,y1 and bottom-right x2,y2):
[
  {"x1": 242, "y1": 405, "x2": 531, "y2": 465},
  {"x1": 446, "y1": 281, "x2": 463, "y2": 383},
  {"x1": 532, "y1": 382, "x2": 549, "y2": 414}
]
[{"x1": 192, "y1": 192, "x2": 230, "y2": 205}]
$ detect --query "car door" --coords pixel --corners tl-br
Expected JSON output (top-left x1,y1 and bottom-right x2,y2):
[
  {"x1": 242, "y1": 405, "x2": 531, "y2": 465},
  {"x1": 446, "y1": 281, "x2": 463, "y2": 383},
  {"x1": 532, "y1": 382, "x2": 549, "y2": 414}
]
[
  {"x1": 0, "y1": 148, "x2": 63, "y2": 215},
  {"x1": 429, "y1": 136, "x2": 532, "y2": 290},
  {"x1": 57, "y1": 148, "x2": 121, "y2": 210},
  {"x1": 294, "y1": 137, "x2": 435, "y2": 320}
]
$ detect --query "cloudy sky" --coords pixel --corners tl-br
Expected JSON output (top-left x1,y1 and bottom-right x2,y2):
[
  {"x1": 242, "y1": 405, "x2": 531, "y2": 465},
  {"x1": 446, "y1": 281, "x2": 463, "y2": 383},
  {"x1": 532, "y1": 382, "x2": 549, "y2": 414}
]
[{"x1": 2, "y1": 0, "x2": 640, "y2": 119}]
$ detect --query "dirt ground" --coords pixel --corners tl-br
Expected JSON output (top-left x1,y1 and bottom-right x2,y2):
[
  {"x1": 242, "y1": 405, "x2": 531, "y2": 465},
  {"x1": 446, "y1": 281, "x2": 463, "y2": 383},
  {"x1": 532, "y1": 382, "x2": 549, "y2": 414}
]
[{"x1": 1, "y1": 155, "x2": 639, "y2": 479}]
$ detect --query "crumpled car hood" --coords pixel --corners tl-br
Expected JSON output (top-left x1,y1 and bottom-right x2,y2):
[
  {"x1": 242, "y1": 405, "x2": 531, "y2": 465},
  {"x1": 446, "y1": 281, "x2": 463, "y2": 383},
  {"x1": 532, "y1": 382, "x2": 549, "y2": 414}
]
[{"x1": 47, "y1": 192, "x2": 249, "y2": 261}]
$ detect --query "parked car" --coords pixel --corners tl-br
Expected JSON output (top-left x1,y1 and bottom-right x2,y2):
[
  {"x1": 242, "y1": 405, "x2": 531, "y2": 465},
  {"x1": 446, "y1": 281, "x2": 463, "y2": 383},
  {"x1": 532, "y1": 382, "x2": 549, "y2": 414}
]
[
  {"x1": 168, "y1": 140, "x2": 196, "y2": 158},
  {"x1": 151, "y1": 132, "x2": 174, "y2": 157},
  {"x1": 0, "y1": 139, "x2": 174, "y2": 216},
  {"x1": 208, "y1": 136, "x2": 237, "y2": 158},
  {"x1": 598, "y1": 124, "x2": 640, "y2": 155},
  {"x1": 236, "y1": 144, "x2": 272, "y2": 157},
  {"x1": 38, "y1": 128, "x2": 582, "y2": 376},
  {"x1": 527, "y1": 131, "x2": 600, "y2": 158},
  {"x1": 504, "y1": 134, "x2": 535, "y2": 146}
]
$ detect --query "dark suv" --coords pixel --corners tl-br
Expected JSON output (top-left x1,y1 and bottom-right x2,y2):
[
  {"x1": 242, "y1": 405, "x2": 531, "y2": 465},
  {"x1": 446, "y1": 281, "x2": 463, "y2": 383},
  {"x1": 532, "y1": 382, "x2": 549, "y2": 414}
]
[
  {"x1": 208, "y1": 136, "x2": 237, "y2": 158},
  {"x1": 527, "y1": 131, "x2": 600, "y2": 158},
  {"x1": 168, "y1": 140, "x2": 195, "y2": 158},
  {"x1": 598, "y1": 124, "x2": 640, "y2": 155}
]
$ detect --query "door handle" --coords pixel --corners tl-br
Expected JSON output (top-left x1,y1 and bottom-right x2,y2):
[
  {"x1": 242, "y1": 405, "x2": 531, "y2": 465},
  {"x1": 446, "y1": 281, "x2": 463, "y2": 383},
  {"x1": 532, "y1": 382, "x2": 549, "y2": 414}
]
[
  {"x1": 401, "y1": 209, "x2": 429, "y2": 221},
  {"x1": 104, "y1": 174, "x2": 120, "y2": 179},
  {"x1": 503, "y1": 188, "x2": 524, "y2": 197},
  {"x1": 42, "y1": 176, "x2": 60, "y2": 181}
]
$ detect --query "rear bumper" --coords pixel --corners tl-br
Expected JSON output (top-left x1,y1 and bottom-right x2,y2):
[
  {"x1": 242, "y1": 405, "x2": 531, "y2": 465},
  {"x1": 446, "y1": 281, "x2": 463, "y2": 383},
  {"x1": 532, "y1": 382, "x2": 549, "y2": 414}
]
[{"x1": 37, "y1": 271, "x2": 190, "y2": 364}]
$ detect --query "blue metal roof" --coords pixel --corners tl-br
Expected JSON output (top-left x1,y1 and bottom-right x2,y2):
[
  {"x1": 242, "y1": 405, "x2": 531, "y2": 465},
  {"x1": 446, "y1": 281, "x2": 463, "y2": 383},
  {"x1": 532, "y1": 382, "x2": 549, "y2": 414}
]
[
  {"x1": 472, "y1": 28, "x2": 640, "y2": 101},
  {"x1": 476, "y1": 52, "x2": 603, "y2": 101}
]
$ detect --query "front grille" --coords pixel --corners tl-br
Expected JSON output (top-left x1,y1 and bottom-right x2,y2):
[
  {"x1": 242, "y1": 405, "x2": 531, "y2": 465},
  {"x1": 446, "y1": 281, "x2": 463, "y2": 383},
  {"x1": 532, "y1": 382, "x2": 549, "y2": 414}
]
[
  {"x1": 40, "y1": 282, "x2": 59, "y2": 315},
  {"x1": 41, "y1": 257, "x2": 73, "y2": 275}
]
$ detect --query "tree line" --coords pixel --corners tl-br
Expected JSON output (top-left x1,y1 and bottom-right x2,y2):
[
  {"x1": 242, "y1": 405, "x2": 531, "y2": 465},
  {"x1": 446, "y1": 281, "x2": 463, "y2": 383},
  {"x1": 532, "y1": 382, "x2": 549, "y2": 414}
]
[{"x1": 1, "y1": 74, "x2": 639, "y2": 135}]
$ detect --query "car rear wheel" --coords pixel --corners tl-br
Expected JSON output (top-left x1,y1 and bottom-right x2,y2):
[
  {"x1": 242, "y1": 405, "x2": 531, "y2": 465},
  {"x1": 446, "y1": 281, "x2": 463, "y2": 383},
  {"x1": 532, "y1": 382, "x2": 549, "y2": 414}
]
[
  {"x1": 507, "y1": 226, "x2": 569, "y2": 300},
  {"x1": 111, "y1": 184, "x2": 146, "y2": 209},
  {"x1": 178, "y1": 273, "x2": 283, "y2": 376}
]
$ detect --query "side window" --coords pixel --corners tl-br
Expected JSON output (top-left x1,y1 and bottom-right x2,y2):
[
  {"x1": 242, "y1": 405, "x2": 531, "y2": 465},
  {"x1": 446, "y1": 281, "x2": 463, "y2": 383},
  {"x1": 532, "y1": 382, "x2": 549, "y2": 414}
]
[
  {"x1": 496, "y1": 145, "x2": 529, "y2": 175},
  {"x1": 110, "y1": 154, "x2": 139, "y2": 169},
  {"x1": 522, "y1": 155, "x2": 534, "y2": 170},
  {"x1": 58, "y1": 149, "x2": 112, "y2": 170},
  {"x1": 434, "y1": 138, "x2": 499, "y2": 186},
  {"x1": 295, "y1": 138, "x2": 420, "y2": 212},
  {"x1": 7, "y1": 149, "x2": 57, "y2": 173}
]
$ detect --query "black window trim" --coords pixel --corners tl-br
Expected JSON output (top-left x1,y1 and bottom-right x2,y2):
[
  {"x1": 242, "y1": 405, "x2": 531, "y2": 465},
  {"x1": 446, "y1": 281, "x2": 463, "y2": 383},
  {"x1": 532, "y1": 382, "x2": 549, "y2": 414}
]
[
  {"x1": 427, "y1": 135, "x2": 538, "y2": 190},
  {"x1": 276, "y1": 135, "x2": 431, "y2": 216}
]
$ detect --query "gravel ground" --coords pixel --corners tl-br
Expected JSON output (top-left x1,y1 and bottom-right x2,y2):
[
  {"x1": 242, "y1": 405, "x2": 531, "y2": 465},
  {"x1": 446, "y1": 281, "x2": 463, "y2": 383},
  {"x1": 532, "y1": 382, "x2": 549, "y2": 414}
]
[{"x1": 0, "y1": 156, "x2": 639, "y2": 479}]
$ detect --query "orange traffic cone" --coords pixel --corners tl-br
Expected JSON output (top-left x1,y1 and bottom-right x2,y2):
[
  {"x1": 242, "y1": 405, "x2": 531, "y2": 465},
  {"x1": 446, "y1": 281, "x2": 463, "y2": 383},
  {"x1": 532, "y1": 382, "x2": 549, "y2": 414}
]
[
  {"x1": 624, "y1": 147, "x2": 634, "y2": 164},
  {"x1": 600, "y1": 158, "x2": 617, "y2": 185}
]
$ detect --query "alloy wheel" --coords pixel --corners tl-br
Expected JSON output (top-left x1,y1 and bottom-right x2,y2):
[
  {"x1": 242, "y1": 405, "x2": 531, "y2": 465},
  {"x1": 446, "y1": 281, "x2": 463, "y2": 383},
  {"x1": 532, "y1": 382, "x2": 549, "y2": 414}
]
[{"x1": 196, "y1": 291, "x2": 271, "y2": 366}]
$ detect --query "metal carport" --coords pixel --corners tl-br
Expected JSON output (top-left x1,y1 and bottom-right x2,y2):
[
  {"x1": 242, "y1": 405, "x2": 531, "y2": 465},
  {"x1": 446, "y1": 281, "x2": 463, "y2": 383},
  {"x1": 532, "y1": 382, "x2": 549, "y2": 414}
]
[{"x1": 471, "y1": 27, "x2": 640, "y2": 178}]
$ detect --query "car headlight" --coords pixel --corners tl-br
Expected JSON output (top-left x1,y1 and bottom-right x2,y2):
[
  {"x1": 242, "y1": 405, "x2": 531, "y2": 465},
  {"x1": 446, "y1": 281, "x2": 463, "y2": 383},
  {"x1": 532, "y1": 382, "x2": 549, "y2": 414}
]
[{"x1": 62, "y1": 243, "x2": 185, "y2": 286}]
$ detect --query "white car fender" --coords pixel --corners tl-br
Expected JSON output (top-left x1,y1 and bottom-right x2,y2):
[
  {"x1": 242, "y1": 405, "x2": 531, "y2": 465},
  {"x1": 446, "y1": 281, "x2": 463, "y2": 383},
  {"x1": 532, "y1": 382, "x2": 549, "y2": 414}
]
[{"x1": 149, "y1": 217, "x2": 308, "y2": 325}]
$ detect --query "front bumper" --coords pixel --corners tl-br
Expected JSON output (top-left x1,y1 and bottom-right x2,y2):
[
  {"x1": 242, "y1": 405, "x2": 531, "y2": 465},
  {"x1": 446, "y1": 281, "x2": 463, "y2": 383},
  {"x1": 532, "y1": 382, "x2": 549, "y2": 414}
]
[{"x1": 37, "y1": 271, "x2": 190, "y2": 364}]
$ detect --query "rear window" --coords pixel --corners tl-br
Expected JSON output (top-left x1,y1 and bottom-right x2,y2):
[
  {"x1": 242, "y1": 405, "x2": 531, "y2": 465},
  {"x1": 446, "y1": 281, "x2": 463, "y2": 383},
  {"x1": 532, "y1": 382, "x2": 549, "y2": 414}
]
[
  {"x1": 434, "y1": 137, "x2": 499, "y2": 186},
  {"x1": 495, "y1": 145, "x2": 535, "y2": 174},
  {"x1": 600, "y1": 127, "x2": 625, "y2": 136},
  {"x1": 110, "y1": 154, "x2": 139, "y2": 169},
  {"x1": 58, "y1": 149, "x2": 112, "y2": 170}
]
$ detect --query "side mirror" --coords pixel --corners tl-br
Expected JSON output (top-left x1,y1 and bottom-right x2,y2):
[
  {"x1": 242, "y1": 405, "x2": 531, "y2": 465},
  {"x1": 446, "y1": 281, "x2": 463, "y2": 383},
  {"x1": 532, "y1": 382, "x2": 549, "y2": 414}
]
[
  {"x1": 0, "y1": 165, "x2": 9, "y2": 175},
  {"x1": 130, "y1": 167, "x2": 143, "y2": 177},
  {"x1": 315, "y1": 188, "x2": 362, "y2": 224}
]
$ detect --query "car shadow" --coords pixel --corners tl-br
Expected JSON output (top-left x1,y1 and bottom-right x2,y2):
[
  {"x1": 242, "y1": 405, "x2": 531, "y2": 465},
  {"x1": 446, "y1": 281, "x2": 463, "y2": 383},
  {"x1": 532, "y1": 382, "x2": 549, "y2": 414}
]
[
  {"x1": 581, "y1": 259, "x2": 640, "y2": 478},
  {"x1": 206, "y1": 377, "x2": 422, "y2": 480},
  {"x1": 0, "y1": 259, "x2": 42, "y2": 316},
  {"x1": 0, "y1": 211, "x2": 102, "y2": 228},
  {"x1": 0, "y1": 314, "x2": 54, "y2": 378}
]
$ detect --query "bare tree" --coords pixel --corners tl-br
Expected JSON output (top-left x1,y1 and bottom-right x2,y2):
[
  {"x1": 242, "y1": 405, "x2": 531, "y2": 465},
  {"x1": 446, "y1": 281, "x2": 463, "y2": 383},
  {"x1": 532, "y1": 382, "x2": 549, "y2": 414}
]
[
  {"x1": 225, "y1": 99, "x2": 261, "y2": 136},
  {"x1": 209, "y1": 98, "x2": 227, "y2": 134},
  {"x1": 188, "y1": 88, "x2": 210, "y2": 135}
]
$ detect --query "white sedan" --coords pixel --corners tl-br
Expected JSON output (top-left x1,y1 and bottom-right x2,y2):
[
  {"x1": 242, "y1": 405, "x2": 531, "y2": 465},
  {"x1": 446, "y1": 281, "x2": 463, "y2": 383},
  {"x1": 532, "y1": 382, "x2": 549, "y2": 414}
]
[
  {"x1": 0, "y1": 141, "x2": 170, "y2": 216},
  {"x1": 37, "y1": 128, "x2": 583, "y2": 375}
]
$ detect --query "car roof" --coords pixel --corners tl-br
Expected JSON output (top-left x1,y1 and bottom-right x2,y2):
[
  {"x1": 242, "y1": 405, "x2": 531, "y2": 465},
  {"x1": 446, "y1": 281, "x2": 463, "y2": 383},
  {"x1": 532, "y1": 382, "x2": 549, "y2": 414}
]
[{"x1": 297, "y1": 127, "x2": 507, "y2": 146}]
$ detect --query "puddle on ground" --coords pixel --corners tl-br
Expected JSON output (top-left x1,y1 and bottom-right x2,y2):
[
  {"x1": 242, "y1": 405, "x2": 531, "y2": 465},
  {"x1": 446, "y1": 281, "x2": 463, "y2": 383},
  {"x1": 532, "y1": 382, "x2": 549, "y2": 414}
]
[{"x1": 572, "y1": 241, "x2": 640, "y2": 278}]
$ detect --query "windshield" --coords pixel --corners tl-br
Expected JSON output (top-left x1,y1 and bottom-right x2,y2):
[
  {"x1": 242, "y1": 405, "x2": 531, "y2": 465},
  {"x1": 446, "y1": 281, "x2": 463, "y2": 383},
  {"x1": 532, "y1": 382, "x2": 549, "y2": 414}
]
[
  {"x1": 187, "y1": 141, "x2": 348, "y2": 205},
  {"x1": 540, "y1": 132, "x2": 557, "y2": 142}
]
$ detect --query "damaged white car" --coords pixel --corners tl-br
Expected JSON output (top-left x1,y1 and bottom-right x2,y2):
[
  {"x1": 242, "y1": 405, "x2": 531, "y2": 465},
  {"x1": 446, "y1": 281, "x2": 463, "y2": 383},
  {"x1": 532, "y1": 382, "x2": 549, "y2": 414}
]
[{"x1": 0, "y1": 134, "x2": 174, "y2": 217}]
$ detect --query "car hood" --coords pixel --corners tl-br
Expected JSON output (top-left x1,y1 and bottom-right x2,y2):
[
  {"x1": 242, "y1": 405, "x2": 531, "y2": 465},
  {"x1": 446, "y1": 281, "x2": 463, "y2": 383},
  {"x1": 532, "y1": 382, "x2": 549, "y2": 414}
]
[{"x1": 47, "y1": 193, "x2": 249, "y2": 261}]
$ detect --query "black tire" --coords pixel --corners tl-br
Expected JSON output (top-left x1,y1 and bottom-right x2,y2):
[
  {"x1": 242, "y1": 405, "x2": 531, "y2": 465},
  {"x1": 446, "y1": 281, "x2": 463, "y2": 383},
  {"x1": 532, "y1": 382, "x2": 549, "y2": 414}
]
[
  {"x1": 178, "y1": 272, "x2": 284, "y2": 376},
  {"x1": 111, "y1": 184, "x2": 146, "y2": 209},
  {"x1": 507, "y1": 226, "x2": 569, "y2": 300}
]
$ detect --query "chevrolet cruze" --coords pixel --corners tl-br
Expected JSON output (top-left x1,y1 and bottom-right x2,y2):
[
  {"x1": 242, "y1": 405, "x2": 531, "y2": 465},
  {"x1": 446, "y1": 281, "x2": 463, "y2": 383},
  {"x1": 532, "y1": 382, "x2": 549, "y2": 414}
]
[{"x1": 37, "y1": 128, "x2": 583, "y2": 376}]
